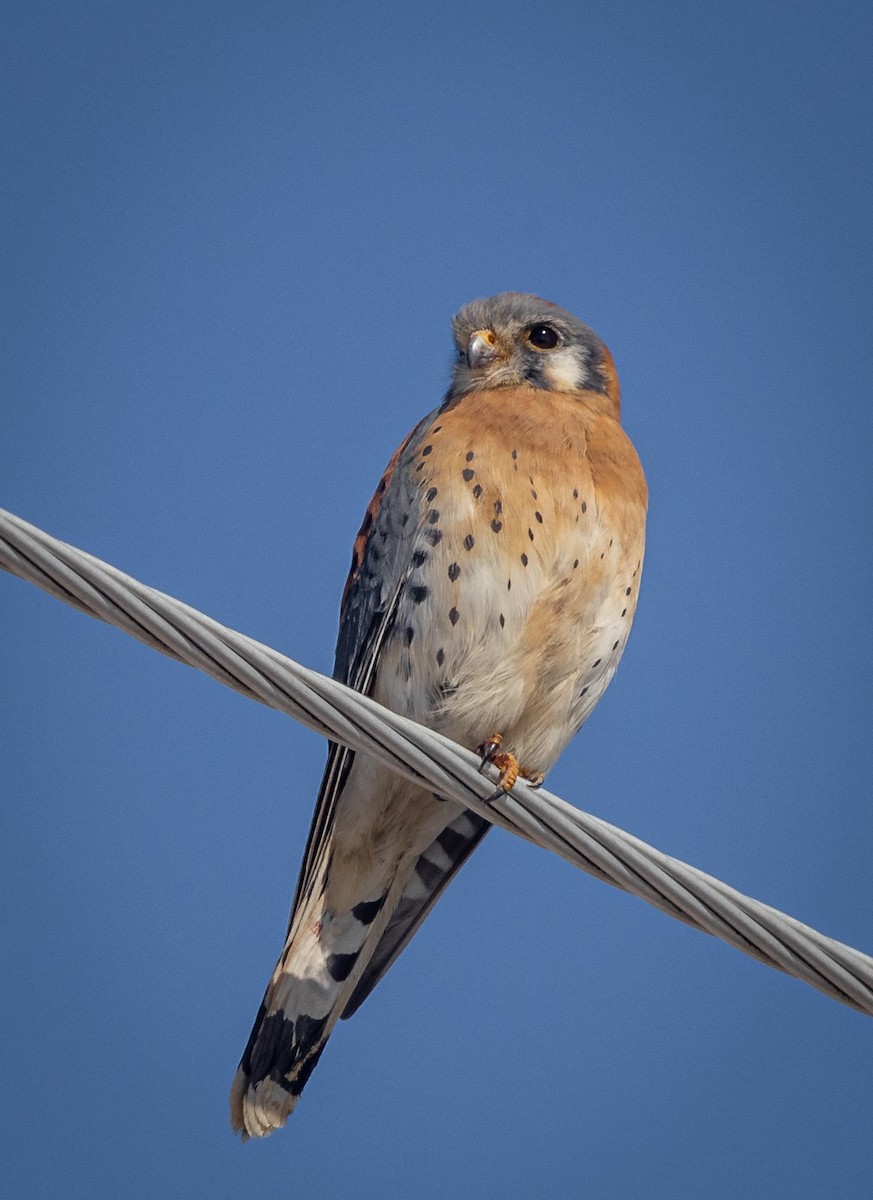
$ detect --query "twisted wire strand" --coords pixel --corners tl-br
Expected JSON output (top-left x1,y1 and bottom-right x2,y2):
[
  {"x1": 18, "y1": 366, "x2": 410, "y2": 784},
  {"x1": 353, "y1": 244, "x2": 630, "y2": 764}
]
[{"x1": 2, "y1": 505, "x2": 871, "y2": 1016}]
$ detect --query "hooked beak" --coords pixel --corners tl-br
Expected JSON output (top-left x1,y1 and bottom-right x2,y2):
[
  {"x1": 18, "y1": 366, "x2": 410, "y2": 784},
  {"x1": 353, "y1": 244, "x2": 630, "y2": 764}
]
[{"x1": 466, "y1": 328, "x2": 499, "y2": 369}]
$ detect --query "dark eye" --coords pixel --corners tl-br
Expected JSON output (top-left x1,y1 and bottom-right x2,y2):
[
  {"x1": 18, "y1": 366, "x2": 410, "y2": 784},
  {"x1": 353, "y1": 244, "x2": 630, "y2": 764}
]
[{"x1": 528, "y1": 324, "x2": 559, "y2": 350}]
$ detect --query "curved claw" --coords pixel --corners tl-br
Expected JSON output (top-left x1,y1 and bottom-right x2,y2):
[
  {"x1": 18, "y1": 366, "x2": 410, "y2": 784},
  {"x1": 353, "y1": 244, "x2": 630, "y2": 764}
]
[{"x1": 477, "y1": 733, "x2": 504, "y2": 773}]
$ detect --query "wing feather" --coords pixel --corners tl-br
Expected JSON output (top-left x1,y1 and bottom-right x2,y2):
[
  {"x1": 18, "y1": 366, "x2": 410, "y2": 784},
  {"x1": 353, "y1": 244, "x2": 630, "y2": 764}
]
[
  {"x1": 287, "y1": 399, "x2": 490, "y2": 1009},
  {"x1": 286, "y1": 411, "x2": 434, "y2": 931}
]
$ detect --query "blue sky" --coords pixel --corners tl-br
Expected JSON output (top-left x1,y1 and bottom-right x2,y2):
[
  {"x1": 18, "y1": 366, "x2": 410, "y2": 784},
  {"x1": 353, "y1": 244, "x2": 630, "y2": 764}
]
[{"x1": 2, "y1": 2, "x2": 872, "y2": 1196}]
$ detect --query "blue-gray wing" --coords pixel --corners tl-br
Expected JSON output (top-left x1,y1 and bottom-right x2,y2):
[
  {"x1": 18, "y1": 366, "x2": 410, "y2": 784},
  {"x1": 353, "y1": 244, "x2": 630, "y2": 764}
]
[
  {"x1": 288, "y1": 410, "x2": 433, "y2": 924},
  {"x1": 286, "y1": 405, "x2": 491, "y2": 1013}
]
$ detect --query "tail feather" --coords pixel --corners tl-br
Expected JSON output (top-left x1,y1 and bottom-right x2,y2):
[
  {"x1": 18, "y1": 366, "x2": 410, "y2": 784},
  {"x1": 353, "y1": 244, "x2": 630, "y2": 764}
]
[
  {"x1": 342, "y1": 809, "x2": 490, "y2": 1018},
  {"x1": 231, "y1": 807, "x2": 491, "y2": 1137},
  {"x1": 230, "y1": 870, "x2": 401, "y2": 1139}
]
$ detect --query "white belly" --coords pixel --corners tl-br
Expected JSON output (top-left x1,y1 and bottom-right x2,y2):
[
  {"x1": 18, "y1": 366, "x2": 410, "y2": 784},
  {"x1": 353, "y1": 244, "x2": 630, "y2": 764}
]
[{"x1": 373, "y1": 476, "x2": 643, "y2": 775}]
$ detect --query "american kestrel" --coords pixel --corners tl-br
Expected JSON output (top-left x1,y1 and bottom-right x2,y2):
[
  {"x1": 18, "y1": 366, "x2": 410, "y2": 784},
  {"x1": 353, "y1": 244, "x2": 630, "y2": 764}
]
[{"x1": 230, "y1": 292, "x2": 648, "y2": 1138}]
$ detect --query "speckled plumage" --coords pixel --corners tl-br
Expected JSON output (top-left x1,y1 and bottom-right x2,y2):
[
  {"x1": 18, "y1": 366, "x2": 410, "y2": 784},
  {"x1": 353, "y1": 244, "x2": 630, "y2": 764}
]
[{"x1": 230, "y1": 293, "x2": 647, "y2": 1139}]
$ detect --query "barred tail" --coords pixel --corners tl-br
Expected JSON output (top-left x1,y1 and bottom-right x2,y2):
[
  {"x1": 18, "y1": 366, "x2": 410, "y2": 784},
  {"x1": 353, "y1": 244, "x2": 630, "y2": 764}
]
[{"x1": 230, "y1": 876, "x2": 395, "y2": 1139}]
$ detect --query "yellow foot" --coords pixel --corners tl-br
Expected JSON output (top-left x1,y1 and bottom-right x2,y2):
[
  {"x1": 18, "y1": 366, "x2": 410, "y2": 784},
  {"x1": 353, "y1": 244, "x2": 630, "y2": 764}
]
[
  {"x1": 476, "y1": 734, "x2": 545, "y2": 802},
  {"x1": 489, "y1": 751, "x2": 519, "y2": 793},
  {"x1": 521, "y1": 768, "x2": 545, "y2": 788}
]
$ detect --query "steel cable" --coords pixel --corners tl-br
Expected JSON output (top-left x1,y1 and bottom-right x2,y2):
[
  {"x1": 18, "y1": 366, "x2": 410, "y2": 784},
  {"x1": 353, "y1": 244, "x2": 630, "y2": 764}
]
[{"x1": 2, "y1": 506, "x2": 871, "y2": 1016}]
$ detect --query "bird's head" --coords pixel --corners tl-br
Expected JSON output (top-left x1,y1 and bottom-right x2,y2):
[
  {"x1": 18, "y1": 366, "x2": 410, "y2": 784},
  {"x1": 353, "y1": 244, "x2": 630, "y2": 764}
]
[{"x1": 448, "y1": 292, "x2": 619, "y2": 416}]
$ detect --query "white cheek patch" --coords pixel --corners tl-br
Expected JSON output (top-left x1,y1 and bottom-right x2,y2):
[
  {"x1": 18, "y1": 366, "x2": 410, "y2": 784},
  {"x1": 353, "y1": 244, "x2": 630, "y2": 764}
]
[{"x1": 544, "y1": 348, "x2": 585, "y2": 392}]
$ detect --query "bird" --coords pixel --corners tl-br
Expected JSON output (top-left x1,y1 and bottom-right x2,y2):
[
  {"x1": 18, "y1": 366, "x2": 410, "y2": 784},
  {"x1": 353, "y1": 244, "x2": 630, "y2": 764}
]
[{"x1": 230, "y1": 292, "x2": 648, "y2": 1139}]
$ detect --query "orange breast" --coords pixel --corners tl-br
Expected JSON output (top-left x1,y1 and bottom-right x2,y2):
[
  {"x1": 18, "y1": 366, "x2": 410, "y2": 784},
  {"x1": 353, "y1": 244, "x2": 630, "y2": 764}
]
[{"x1": 372, "y1": 384, "x2": 647, "y2": 772}]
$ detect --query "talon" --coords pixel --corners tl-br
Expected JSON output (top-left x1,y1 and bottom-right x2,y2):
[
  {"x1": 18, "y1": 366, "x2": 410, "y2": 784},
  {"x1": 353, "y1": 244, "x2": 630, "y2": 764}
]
[
  {"x1": 482, "y1": 752, "x2": 520, "y2": 806},
  {"x1": 477, "y1": 732, "x2": 504, "y2": 773},
  {"x1": 521, "y1": 769, "x2": 545, "y2": 788}
]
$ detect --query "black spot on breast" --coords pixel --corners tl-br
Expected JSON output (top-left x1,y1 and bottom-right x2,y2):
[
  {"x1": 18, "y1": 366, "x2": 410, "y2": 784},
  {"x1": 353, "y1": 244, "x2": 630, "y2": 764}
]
[
  {"x1": 511, "y1": 450, "x2": 518, "y2": 460},
  {"x1": 426, "y1": 486, "x2": 438, "y2": 502},
  {"x1": 436, "y1": 647, "x2": 445, "y2": 666},
  {"x1": 432, "y1": 425, "x2": 442, "y2": 434},
  {"x1": 472, "y1": 484, "x2": 483, "y2": 499},
  {"x1": 462, "y1": 468, "x2": 475, "y2": 481},
  {"x1": 494, "y1": 499, "x2": 503, "y2": 515},
  {"x1": 400, "y1": 513, "x2": 409, "y2": 527},
  {"x1": 410, "y1": 585, "x2": 429, "y2": 604},
  {"x1": 404, "y1": 626, "x2": 415, "y2": 646},
  {"x1": 626, "y1": 586, "x2": 632, "y2": 595},
  {"x1": 491, "y1": 520, "x2": 502, "y2": 533},
  {"x1": 528, "y1": 528, "x2": 534, "y2": 541},
  {"x1": 520, "y1": 553, "x2": 528, "y2": 567},
  {"x1": 573, "y1": 488, "x2": 579, "y2": 499},
  {"x1": 612, "y1": 640, "x2": 620, "y2": 650},
  {"x1": 412, "y1": 549, "x2": 428, "y2": 567},
  {"x1": 531, "y1": 488, "x2": 537, "y2": 500},
  {"x1": 573, "y1": 559, "x2": 579, "y2": 569},
  {"x1": 507, "y1": 579, "x2": 512, "y2": 590},
  {"x1": 464, "y1": 534, "x2": 475, "y2": 551},
  {"x1": 621, "y1": 607, "x2": 627, "y2": 617},
  {"x1": 449, "y1": 607, "x2": 460, "y2": 625},
  {"x1": 581, "y1": 501, "x2": 587, "y2": 513},
  {"x1": 448, "y1": 562, "x2": 460, "y2": 581},
  {"x1": 580, "y1": 686, "x2": 589, "y2": 697},
  {"x1": 465, "y1": 451, "x2": 474, "y2": 462},
  {"x1": 425, "y1": 528, "x2": 443, "y2": 546},
  {"x1": 421, "y1": 444, "x2": 433, "y2": 456},
  {"x1": 427, "y1": 509, "x2": 440, "y2": 524},
  {"x1": 499, "y1": 613, "x2": 505, "y2": 628},
  {"x1": 535, "y1": 511, "x2": 543, "y2": 523},
  {"x1": 592, "y1": 658, "x2": 601, "y2": 668}
]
